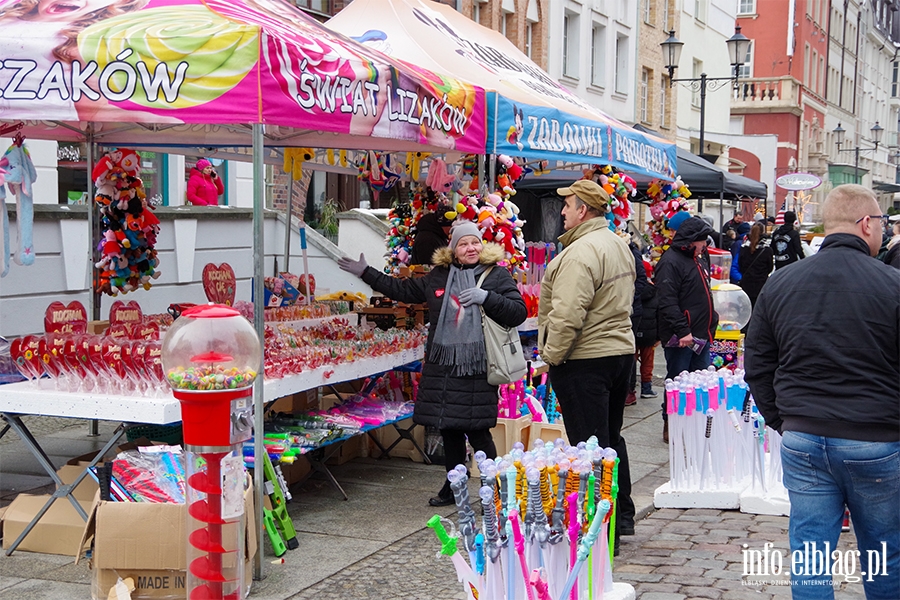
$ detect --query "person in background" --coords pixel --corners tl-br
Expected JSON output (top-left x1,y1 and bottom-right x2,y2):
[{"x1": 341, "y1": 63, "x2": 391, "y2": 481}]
[
  {"x1": 409, "y1": 210, "x2": 452, "y2": 265},
  {"x1": 186, "y1": 159, "x2": 224, "y2": 206},
  {"x1": 729, "y1": 221, "x2": 752, "y2": 282},
  {"x1": 625, "y1": 236, "x2": 645, "y2": 406},
  {"x1": 655, "y1": 216, "x2": 718, "y2": 443},
  {"x1": 538, "y1": 179, "x2": 636, "y2": 546},
  {"x1": 884, "y1": 219, "x2": 900, "y2": 268},
  {"x1": 737, "y1": 222, "x2": 774, "y2": 307},
  {"x1": 745, "y1": 184, "x2": 899, "y2": 599},
  {"x1": 721, "y1": 211, "x2": 744, "y2": 238},
  {"x1": 633, "y1": 260, "x2": 659, "y2": 401},
  {"x1": 338, "y1": 221, "x2": 526, "y2": 507},
  {"x1": 771, "y1": 211, "x2": 805, "y2": 269}
]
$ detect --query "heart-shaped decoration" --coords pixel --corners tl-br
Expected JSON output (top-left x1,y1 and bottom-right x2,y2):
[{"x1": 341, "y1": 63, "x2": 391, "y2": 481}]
[
  {"x1": 109, "y1": 300, "x2": 143, "y2": 326},
  {"x1": 38, "y1": 336, "x2": 62, "y2": 379},
  {"x1": 202, "y1": 263, "x2": 236, "y2": 306},
  {"x1": 106, "y1": 323, "x2": 131, "y2": 339},
  {"x1": 44, "y1": 301, "x2": 88, "y2": 334},
  {"x1": 102, "y1": 339, "x2": 126, "y2": 379},
  {"x1": 10, "y1": 337, "x2": 37, "y2": 380},
  {"x1": 133, "y1": 322, "x2": 160, "y2": 341}
]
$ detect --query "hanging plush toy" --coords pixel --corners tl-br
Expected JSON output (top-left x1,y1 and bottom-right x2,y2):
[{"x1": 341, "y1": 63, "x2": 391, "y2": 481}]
[
  {"x1": 284, "y1": 148, "x2": 315, "y2": 180},
  {"x1": 0, "y1": 139, "x2": 37, "y2": 277},
  {"x1": 425, "y1": 158, "x2": 457, "y2": 193},
  {"x1": 645, "y1": 176, "x2": 692, "y2": 264},
  {"x1": 404, "y1": 151, "x2": 430, "y2": 181}
]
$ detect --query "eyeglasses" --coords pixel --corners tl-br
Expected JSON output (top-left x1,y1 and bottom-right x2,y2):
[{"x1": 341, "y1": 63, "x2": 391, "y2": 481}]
[{"x1": 855, "y1": 214, "x2": 890, "y2": 224}]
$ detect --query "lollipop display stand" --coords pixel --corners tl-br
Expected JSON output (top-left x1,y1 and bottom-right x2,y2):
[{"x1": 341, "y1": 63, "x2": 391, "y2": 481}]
[{"x1": 161, "y1": 304, "x2": 261, "y2": 600}]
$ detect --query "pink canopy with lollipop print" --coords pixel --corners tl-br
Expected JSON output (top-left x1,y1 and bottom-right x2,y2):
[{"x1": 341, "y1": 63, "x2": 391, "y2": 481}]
[{"x1": 0, "y1": 0, "x2": 487, "y2": 153}]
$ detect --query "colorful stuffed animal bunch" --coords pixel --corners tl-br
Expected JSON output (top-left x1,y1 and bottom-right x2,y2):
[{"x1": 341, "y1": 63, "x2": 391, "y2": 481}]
[
  {"x1": 581, "y1": 164, "x2": 637, "y2": 229},
  {"x1": 383, "y1": 189, "x2": 446, "y2": 275},
  {"x1": 644, "y1": 176, "x2": 692, "y2": 263},
  {"x1": 92, "y1": 148, "x2": 161, "y2": 295}
]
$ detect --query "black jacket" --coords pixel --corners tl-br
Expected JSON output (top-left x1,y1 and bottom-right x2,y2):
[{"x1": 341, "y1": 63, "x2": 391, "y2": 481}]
[
  {"x1": 409, "y1": 213, "x2": 448, "y2": 265},
  {"x1": 629, "y1": 242, "x2": 645, "y2": 330},
  {"x1": 745, "y1": 234, "x2": 900, "y2": 441},
  {"x1": 654, "y1": 218, "x2": 719, "y2": 344},
  {"x1": 737, "y1": 238, "x2": 774, "y2": 305},
  {"x1": 635, "y1": 281, "x2": 658, "y2": 346},
  {"x1": 884, "y1": 240, "x2": 900, "y2": 269},
  {"x1": 361, "y1": 243, "x2": 526, "y2": 431},
  {"x1": 771, "y1": 224, "x2": 804, "y2": 269}
]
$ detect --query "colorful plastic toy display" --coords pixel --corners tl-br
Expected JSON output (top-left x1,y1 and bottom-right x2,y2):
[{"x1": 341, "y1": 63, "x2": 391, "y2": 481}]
[{"x1": 644, "y1": 177, "x2": 692, "y2": 264}]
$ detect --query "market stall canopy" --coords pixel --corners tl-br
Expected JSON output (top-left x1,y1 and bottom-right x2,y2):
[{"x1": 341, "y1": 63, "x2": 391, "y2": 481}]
[
  {"x1": 326, "y1": 0, "x2": 677, "y2": 181},
  {"x1": 0, "y1": 0, "x2": 487, "y2": 153}
]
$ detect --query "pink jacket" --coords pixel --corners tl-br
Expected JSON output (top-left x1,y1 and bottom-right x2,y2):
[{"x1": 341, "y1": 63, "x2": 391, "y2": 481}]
[{"x1": 186, "y1": 168, "x2": 224, "y2": 206}]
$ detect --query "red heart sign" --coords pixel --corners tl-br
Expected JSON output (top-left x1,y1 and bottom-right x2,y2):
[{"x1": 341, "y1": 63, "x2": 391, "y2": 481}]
[
  {"x1": 44, "y1": 301, "x2": 88, "y2": 334},
  {"x1": 202, "y1": 263, "x2": 236, "y2": 306},
  {"x1": 106, "y1": 323, "x2": 131, "y2": 339},
  {"x1": 109, "y1": 300, "x2": 143, "y2": 326},
  {"x1": 133, "y1": 322, "x2": 160, "y2": 341}
]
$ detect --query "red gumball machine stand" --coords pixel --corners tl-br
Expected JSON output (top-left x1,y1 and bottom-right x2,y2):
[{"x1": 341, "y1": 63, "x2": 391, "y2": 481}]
[
  {"x1": 177, "y1": 388, "x2": 253, "y2": 600},
  {"x1": 161, "y1": 304, "x2": 261, "y2": 600}
]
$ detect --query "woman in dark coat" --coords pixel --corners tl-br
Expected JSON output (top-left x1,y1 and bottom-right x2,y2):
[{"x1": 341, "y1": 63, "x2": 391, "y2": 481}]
[
  {"x1": 409, "y1": 212, "x2": 450, "y2": 265},
  {"x1": 738, "y1": 222, "x2": 774, "y2": 306},
  {"x1": 339, "y1": 221, "x2": 527, "y2": 505}
]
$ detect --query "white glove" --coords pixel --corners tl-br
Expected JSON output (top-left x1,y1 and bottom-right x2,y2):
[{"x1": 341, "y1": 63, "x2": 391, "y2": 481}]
[
  {"x1": 458, "y1": 287, "x2": 488, "y2": 307},
  {"x1": 338, "y1": 253, "x2": 368, "y2": 277}
]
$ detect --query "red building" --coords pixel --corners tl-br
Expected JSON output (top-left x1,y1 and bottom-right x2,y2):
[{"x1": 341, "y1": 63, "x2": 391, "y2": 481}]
[{"x1": 732, "y1": 0, "x2": 830, "y2": 215}]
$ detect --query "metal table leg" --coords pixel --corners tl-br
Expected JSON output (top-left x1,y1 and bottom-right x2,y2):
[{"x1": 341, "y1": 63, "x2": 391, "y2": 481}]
[
  {"x1": 1, "y1": 414, "x2": 129, "y2": 555},
  {"x1": 294, "y1": 444, "x2": 349, "y2": 501},
  {"x1": 369, "y1": 422, "x2": 432, "y2": 465}
]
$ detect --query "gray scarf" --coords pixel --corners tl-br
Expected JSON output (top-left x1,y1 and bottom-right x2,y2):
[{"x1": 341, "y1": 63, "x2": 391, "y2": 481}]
[{"x1": 430, "y1": 264, "x2": 488, "y2": 376}]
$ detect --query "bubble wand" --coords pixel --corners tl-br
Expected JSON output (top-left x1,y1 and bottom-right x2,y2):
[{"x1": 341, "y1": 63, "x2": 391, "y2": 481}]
[
  {"x1": 506, "y1": 465, "x2": 518, "y2": 600},
  {"x1": 557, "y1": 501, "x2": 605, "y2": 600},
  {"x1": 509, "y1": 509, "x2": 537, "y2": 600},
  {"x1": 565, "y1": 491, "x2": 580, "y2": 600},
  {"x1": 448, "y1": 467, "x2": 478, "y2": 569},
  {"x1": 479, "y1": 486, "x2": 506, "y2": 600}
]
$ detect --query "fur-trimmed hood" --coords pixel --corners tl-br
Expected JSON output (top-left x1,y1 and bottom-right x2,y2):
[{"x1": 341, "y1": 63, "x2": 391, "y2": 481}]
[{"x1": 431, "y1": 242, "x2": 506, "y2": 267}]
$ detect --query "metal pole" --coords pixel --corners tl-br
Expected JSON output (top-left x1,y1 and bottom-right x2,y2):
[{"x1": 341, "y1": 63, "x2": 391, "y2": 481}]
[
  {"x1": 85, "y1": 131, "x2": 99, "y2": 438},
  {"x1": 699, "y1": 73, "x2": 707, "y2": 162},
  {"x1": 283, "y1": 163, "x2": 293, "y2": 272},
  {"x1": 251, "y1": 123, "x2": 265, "y2": 582},
  {"x1": 488, "y1": 154, "x2": 496, "y2": 190}
]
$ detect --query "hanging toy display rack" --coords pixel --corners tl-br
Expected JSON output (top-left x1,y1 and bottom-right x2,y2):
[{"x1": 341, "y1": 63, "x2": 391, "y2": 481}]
[{"x1": 161, "y1": 304, "x2": 261, "y2": 600}]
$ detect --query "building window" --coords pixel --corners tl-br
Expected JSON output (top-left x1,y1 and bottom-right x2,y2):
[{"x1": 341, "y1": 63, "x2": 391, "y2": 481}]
[
  {"x1": 660, "y1": 76, "x2": 668, "y2": 127},
  {"x1": 892, "y1": 61, "x2": 899, "y2": 97},
  {"x1": 692, "y1": 59, "x2": 702, "y2": 107},
  {"x1": 501, "y1": 11, "x2": 507, "y2": 37},
  {"x1": 737, "y1": 0, "x2": 755, "y2": 15},
  {"x1": 804, "y1": 43, "x2": 810, "y2": 86},
  {"x1": 615, "y1": 34, "x2": 629, "y2": 94},
  {"x1": 564, "y1": 12, "x2": 580, "y2": 78},
  {"x1": 526, "y1": 22, "x2": 533, "y2": 58},
  {"x1": 694, "y1": 0, "x2": 706, "y2": 23},
  {"x1": 473, "y1": 2, "x2": 480, "y2": 25},
  {"x1": 591, "y1": 24, "x2": 606, "y2": 86},
  {"x1": 737, "y1": 40, "x2": 752, "y2": 78},
  {"x1": 818, "y1": 55, "x2": 825, "y2": 96},
  {"x1": 640, "y1": 68, "x2": 650, "y2": 122},
  {"x1": 662, "y1": 0, "x2": 669, "y2": 29},
  {"x1": 811, "y1": 49, "x2": 818, "y2": 92},
  {"x1": 643, "y1": 0, "x2": 652, "y2": 24}
]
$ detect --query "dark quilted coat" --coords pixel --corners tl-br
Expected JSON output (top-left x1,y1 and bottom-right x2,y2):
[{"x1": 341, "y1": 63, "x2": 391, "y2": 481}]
[{"x1": 361, "y1": 243, "x2": 527, "y2": 430}]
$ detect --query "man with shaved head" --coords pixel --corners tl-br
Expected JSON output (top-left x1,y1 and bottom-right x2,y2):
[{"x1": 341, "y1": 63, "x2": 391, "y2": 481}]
[{"x1": 745, "y1": 184, "x2": 899, "y2": 599}]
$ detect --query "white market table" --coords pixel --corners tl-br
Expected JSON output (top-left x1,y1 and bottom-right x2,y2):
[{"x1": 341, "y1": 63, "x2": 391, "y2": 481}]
[{"x1": 0, "y1": 347, "x2": 424, "y2": 554}]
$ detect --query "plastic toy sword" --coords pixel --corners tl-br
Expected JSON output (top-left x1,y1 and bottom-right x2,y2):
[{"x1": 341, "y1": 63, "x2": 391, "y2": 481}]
[
  {"x1": 448, "y1": 468, "x2": 478, "y2": 567},
  {"x1": 530, "y1": 568, "x2": 554, "y2": 600},
  {"x1": 558, "y1": 505, "x2": 605, "y2": 600},
  {"x1": 509, "y1": 509, "x2": 537, "y2": 600},
  {"x1": 566, "y1": 491, "x2": 580, "y2": 600},
  {"x1": 427, "y1": 515, "x2": 481, "y2": 600}
]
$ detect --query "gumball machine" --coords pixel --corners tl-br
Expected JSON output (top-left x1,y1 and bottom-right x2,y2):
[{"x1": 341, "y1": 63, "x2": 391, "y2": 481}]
[
  {"x1": 710, "y1": 284, "x2": 753, "y2": 371},
  {"x1": 161, "y1": 304, "x2": 261, "y2": 600}
]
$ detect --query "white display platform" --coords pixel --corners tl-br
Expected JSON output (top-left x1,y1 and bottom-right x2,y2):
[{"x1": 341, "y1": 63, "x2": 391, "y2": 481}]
[
  {"x1": 740, "y1": 488, "x2": 790, "y2": 516},
  {"x1": 609, "y1": 581, "x2": 636, "y2": 600},
  {"x1": 0, "y1": 381, "x2": 181, "y2": 424},
  {"x1": 266, "y1": 314, "x2": 351, "y2": 329},
  {"x1": 262, "y1": 347, "x2": 424, "y2": 401},
  {"x1": 517, "y1": 316, "x2": 538, "y2": 333},
  {"x1": 653, "y1": 481, "x2": 743, "y2": 509}
]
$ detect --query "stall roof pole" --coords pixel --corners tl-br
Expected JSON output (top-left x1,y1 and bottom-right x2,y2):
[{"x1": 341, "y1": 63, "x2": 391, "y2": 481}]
[
  {"x1": 251, "y1": 123, "x2": 266, "y2": 583},
  {"x1": 86, "y1": 131, "x2": 98, "y2": 322},
  {"x1": 283, "y1": 165, "x2": 294, "y2": 272}
]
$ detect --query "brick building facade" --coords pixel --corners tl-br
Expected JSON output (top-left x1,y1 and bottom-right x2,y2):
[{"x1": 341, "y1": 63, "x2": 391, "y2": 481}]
[{"x1": 637, "y1": 0, "x2": 677, "y2": 141}]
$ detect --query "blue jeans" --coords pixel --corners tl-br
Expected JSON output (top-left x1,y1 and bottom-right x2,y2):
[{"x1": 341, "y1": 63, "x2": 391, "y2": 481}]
[
  {"x1": 781, "y1": 432, "x2": 900, "y2": 599},
  {"x1": 661, "y1": 342, "x2": 711, "y2": 420}
]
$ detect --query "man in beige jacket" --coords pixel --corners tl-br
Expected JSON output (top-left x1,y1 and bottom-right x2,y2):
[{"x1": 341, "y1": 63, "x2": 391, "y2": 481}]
[{"x1": 538, "y1": 179, "x2": 637, "y2": 542}]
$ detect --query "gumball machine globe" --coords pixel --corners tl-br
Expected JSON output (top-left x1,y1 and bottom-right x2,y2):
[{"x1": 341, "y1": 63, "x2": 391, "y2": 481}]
[
  {"x1": 161, "y1": 304, "x2": 261, "y2": 600},
  {"x1": 711, "y1": 284, "x2": 752, "y2": 331}
]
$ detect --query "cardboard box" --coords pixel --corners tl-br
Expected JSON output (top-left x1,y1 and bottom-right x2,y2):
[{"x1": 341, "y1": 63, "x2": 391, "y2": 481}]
[
  {"x1": 80, "y1": 483, "x2": 257, "y2": 600},
  {"x1": 1, "y1": 494, "x2": 92, "y2": 555},
  {"x1": 87, "y1": 320, "x2": 109, "y2": 335},
  {"x1": 57, "y1": 464, "x2": 100, "y2": 503},
  {"x1": 370, "y1": 418, "x2": 427, "y2": 463},
  {"x1": 325, "y1": 435, "x2": 366, "y2": 466}
]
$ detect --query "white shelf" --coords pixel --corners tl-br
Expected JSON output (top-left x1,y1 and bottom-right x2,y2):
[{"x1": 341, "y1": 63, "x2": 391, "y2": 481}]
[
  {"x1": 263, "y1": 347, "x2": 424, "y2": 401},
  {"x1": 0, "y1": 348, "x2": 424, "y2": 425},
  {"x1": 517, "y1": 316, "x2": 538, "y2": 333}
]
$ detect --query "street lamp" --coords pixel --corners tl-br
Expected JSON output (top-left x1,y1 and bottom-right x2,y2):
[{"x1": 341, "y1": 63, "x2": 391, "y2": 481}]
[
  {"x1": 833, "y1": 121, "x2": 884, "y2": 183},
  {"x1": 661, "y1": 26, "x2": 750, "y2": 162}
]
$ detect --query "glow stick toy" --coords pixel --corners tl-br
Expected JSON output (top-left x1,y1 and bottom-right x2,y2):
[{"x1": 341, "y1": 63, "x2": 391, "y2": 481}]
[
  {"x1": 530, "y1": 568, "x2": 553, "y2": 600},
  {"x1": 557, "y1": 502, "x2": 604, "y2": 600},
  {"x1": 426, "y1": 516, "x2": 482, "y2": 600},
  {"x1": 566, "y1": 491, "x2": 580, "y2": 600},
  {"x1": 509, "y1": 509, "x2": 537, "y2": 600}
]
